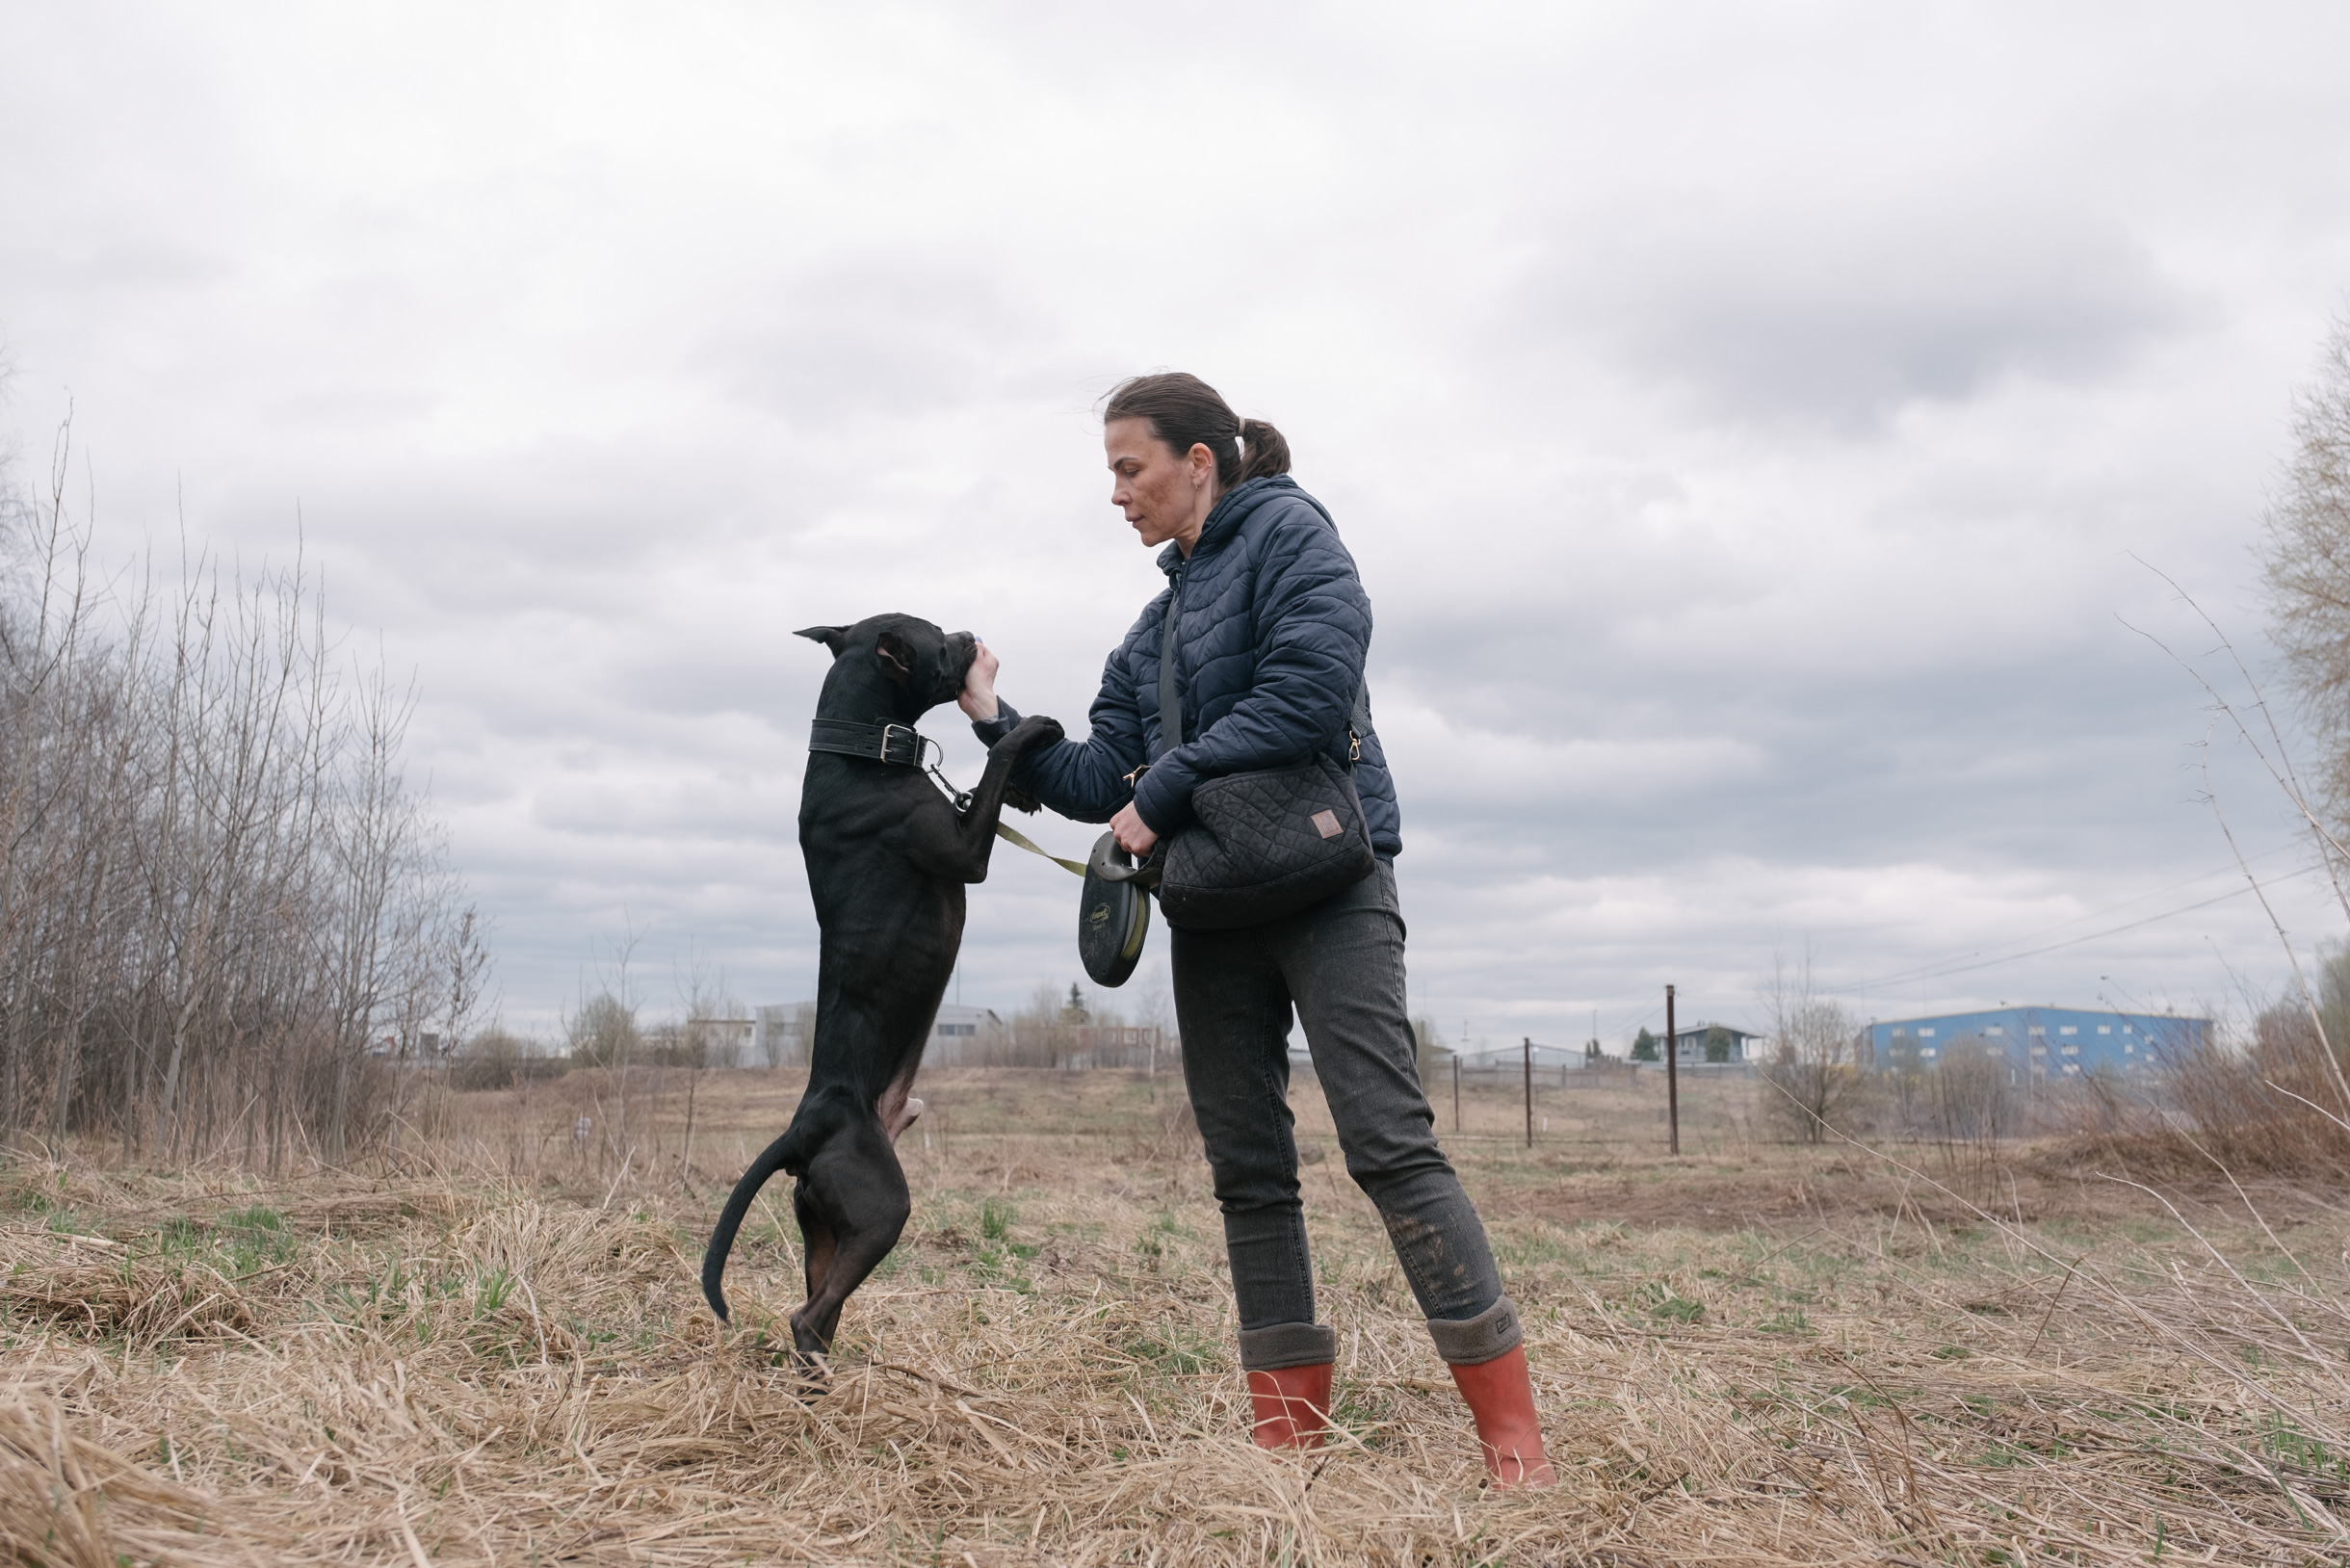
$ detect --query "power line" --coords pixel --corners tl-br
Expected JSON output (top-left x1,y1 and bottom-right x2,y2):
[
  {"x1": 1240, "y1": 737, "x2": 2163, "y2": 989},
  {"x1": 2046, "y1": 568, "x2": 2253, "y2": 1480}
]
[
  {"x1": 1852, "y1": 884, "x2": 2258, "y2": 991},
  {"x1": 1849, "y1": 842, "x2": 2304, "y2": 993}
]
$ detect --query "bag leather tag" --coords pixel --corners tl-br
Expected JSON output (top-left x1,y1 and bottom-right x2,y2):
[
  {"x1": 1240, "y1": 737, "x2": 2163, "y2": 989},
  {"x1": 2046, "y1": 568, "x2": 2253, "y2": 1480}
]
[{"x1": 1311, "y1": 810, "x2": 1342, "y2": 839}]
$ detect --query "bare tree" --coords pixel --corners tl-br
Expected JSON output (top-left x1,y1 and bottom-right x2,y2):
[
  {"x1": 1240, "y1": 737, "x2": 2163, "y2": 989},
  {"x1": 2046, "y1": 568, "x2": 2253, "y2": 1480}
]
[
  {"x1": 672, "y1": 955, "x2": 747, "y2": 1186},
  {"x1": 1758, "y1": 953, "x2": 1870, "y2": 1143},
  {"x1": 2261, "y1": 312, "x2": 2350, "y2": 824}
]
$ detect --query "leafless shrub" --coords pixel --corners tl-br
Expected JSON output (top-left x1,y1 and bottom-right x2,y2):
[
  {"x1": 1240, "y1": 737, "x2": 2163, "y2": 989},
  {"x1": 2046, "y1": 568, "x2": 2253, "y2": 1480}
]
[
  {"x1": 451, "y1": 1028, "x2": 540, "y2": 1092},
  {"x1": 566, "y1": 992, "x2": 640, "y2": 1069},
  {"x1": 1758, "y1": 955, "x2": 1872, "y2": 1143},
  {"x1": 2069, "y1": 974, "x2": 2350, "y2": 1180},
  {"x1": 0, "y1": 417, "x2": 483, "y2": 1166},
  {"x1": 1924, "y1": 1036, "x2": 2014, "y2": 1189}
]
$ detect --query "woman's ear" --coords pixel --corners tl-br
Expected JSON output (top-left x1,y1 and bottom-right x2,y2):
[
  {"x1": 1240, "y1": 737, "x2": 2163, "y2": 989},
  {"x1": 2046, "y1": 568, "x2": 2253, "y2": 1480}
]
[
  {"x1": 874, "y1": 631, "x2": 915, "y2": 685},
  {"x1": 1188, "y1": 442, "x2": 1217, "y2": 487},
  {"x1": 796, "y1": 625, "x2": 851, "y2": 655}
]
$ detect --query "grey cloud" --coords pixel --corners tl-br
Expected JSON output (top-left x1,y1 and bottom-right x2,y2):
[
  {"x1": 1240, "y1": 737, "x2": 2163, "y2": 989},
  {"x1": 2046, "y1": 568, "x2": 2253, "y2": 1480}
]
[
  {"x1": 695, "y1": 258, "x2": 1078, "y2": 427},
  {"x1": 1515, "y1": 195, "x2": 2199, "y2": 431}
]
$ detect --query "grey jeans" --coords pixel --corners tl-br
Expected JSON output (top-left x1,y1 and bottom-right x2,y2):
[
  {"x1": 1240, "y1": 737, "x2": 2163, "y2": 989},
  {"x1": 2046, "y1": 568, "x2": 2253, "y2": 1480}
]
[{"x1": 1170, "y1": 860, "x2": 1520, "y2": 1370}]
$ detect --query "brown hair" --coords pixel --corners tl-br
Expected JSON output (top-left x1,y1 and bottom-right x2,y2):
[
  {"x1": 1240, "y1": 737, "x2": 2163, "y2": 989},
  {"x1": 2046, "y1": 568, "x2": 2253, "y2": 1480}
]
[{"x1": 1103, "y1": 372, "x2": 1291, "y2": 487}]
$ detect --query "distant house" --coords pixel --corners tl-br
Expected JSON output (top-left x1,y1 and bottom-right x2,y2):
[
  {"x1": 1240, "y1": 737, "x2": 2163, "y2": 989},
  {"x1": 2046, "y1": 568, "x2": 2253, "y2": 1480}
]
[
  {"x1": 1668, "y1": 1021, "x2": 1763, "y2": 1064},
  {"x1": 1866, "y1": 1006, "x2": 2206, "y2": 1079}
]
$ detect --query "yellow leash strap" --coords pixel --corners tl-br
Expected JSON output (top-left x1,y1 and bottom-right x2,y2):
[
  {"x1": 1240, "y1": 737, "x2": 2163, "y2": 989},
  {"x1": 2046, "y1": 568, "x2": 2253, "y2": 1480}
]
[{"x1": 994, "y1": 821, "x2": 1088, "y2": 876}]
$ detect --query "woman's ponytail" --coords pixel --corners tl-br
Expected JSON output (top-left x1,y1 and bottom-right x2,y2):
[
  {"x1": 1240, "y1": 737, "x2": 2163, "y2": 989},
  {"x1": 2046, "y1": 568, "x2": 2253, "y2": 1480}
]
[
  {"x1": 1238, "y1": 418, "x2": 1291, "y2": 483},
  {"x1": 1104, "y1": 372, "x2": 1293, "y2": 488}
]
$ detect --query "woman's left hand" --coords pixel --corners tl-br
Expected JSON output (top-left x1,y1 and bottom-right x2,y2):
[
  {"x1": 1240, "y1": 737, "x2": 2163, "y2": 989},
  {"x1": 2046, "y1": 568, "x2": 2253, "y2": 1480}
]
[
  {"x1": 958, "y1": 640, "x2": 1002, "y2": 721},
  {"x1": 1110, "y1": 802, "x2": 1158, "y2": 856}
]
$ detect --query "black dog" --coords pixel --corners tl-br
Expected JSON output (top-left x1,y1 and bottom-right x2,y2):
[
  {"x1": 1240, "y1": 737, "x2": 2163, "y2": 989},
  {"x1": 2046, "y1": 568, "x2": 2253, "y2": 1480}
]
[{"x1": 701, "y1": 613, "x2": 1060, "y2": 1365}]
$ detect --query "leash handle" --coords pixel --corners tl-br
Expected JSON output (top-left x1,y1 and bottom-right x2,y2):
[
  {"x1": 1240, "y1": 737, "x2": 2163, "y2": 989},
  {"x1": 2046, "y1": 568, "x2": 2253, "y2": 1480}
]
[{"x1": 1087, "y1": 834, "x2": 1163, "y2": 888}]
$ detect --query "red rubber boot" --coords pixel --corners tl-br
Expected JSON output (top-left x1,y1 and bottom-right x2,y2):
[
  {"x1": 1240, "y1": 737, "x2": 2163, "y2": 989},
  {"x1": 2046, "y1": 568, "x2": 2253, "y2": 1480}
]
[
  {"x1": 1447, "y1": 1345, "x2": 1557, "y2": 1487},
  {"x1": 1246, "y1": 1362, "x2": 1333, "y2": 1450}
]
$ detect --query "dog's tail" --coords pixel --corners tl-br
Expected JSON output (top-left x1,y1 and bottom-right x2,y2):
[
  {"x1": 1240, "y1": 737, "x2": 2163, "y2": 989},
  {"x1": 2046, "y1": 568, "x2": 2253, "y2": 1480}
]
[{"x1": 702, "y1": 1128, "x2": 798, "y2": 1322}]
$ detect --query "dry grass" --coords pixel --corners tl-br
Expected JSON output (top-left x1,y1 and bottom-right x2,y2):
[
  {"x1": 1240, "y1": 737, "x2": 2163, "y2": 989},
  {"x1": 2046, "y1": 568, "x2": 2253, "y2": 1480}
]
[{"x1": 5, "y1": 1067, "x2": 2349, "y2": 1564}]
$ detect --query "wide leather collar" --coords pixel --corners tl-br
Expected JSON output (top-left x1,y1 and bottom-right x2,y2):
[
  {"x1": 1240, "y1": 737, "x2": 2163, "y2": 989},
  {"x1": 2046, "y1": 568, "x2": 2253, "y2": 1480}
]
[{"x1": 808, "y1": 717, "x2": 927, "y2": 767}]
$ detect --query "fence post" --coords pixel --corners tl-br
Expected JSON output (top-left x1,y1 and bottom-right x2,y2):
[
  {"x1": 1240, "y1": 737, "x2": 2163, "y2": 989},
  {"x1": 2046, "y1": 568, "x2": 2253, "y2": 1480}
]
[
  {"x1": 1452, "y1": 1053, "x2": 1460, "y2": 1135},
  {"x1": 1523, "y1": 1036, "x2": 1533, "y2": 1148},
  {"x1": 1665, "y1": 983, "x2": 1680, "y2": 1156}
]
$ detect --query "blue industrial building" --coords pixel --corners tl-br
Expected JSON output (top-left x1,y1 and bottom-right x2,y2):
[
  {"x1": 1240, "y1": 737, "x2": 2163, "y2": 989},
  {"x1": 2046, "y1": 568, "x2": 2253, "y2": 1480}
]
[{"x1": 1865, "y1": 1006, "x2": 2207, "y2": 1079}]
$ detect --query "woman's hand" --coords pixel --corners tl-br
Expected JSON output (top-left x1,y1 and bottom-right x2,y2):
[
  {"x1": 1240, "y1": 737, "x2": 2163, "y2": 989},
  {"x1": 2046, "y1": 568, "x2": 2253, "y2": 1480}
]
[
  {"x1": 1110, "y1": 801, "x2": 1158, "y2": 856},
  {"x1": 958, "y1": 640, "x2": 1001, "y2": 721}
]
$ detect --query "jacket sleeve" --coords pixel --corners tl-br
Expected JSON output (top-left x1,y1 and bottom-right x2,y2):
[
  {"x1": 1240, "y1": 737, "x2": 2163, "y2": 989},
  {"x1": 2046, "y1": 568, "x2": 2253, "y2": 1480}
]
[
  {"x1": 1131, "y1": 508, "x2": 1369, "y2": 836},
  {"x1": 972, "y1": 618, "x2": 1155, "y2": 824}
]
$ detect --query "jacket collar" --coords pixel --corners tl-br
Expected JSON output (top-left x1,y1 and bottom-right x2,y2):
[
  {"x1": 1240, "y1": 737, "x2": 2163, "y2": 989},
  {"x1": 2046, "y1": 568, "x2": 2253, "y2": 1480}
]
[{"x1": 1158, "y1": 475, "x2": 1292, "y2": 578}]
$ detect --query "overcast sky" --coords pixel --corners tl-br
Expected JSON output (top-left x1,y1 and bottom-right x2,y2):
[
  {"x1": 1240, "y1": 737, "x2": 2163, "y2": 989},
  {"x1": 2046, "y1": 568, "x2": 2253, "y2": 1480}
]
[{"x1": 6, "y1": 2, "x2": 2349, "y2": 1052}]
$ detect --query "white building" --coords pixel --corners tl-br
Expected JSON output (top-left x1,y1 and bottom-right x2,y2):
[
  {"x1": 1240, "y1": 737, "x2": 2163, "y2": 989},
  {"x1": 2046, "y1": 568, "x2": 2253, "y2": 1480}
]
[
  {"x1": 752, "y1": 1001, "x2": 1005, "y2": 1068},
  {"x1": 924, "y1": 1004, "x2": 1002, "y2": 1066}
]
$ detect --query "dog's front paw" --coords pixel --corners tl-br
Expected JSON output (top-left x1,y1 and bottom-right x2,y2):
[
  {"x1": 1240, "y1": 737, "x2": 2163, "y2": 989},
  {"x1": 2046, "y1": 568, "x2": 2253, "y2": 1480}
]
[
  {"x1": 1004, "y1": 784, "x2": 1042, "y2": 815},
  {"x1": 1005, "y1": 714, "x2": 1064, "y2": 750}
]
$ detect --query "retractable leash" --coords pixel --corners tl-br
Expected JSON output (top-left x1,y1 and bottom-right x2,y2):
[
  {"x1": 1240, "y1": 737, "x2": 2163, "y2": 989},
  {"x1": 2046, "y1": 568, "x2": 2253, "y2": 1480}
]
[{"x1": 811, "y1": 714, "x2": 1152, "y2": 983}]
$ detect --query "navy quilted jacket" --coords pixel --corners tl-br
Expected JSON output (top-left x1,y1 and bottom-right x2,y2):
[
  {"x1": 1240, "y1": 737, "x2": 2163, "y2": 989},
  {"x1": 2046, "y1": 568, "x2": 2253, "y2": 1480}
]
[{"x1": 972, "y1": 475, "x2": 1400, "y2": 857}]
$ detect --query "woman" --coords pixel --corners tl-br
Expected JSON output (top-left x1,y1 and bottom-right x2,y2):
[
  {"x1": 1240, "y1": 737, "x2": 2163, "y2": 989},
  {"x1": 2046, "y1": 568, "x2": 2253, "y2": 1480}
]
[{"x1": 958, "y1": 373, "x2": 1554, "y2": 1488}]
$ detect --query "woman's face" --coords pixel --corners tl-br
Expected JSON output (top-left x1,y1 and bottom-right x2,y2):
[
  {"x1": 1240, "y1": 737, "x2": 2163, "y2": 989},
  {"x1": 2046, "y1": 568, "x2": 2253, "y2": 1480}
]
[{"x1": 1106, "y1": 417, "x2": 1219, "y2": 554}]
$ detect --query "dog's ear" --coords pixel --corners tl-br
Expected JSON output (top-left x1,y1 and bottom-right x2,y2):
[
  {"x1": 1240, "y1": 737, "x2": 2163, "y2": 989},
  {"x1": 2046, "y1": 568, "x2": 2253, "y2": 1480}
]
[
  {"x1": 874, "y1": 631, "x2": 915, "y2": 686},
  {"x1": 796, "y1": 625, "x2": 851, "y2": 655}
]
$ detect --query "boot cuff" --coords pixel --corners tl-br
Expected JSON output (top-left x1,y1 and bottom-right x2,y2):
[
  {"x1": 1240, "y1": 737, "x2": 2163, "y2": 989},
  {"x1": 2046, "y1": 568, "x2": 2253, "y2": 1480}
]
[
  {"x1": 1237, "y1": 1320, "x2": 1338, "y2": 1372},
  {"x1": 1427, "y1": 1294, "x2": 1523, "y2": 1366}
]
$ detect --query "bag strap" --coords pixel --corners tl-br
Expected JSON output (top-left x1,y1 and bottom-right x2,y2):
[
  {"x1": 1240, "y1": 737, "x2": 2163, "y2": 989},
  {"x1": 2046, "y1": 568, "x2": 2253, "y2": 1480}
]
[
  {"x1": 1153, "y1": 568, "x2": 1371, "y2": 771},
  {"x1": 1155, "y1": 574, "x2": 1183, "y2": 762}
]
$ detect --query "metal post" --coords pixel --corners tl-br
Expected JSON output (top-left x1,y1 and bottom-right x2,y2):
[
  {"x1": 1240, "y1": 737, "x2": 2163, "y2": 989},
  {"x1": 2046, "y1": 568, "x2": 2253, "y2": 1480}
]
[
  {"x1": 1665, "y1": 984, "x2": 1680, "y2": 1156},
  {"x1": 1452, "y1": 1053, "x2": 1460, "y2": 1135},
  {"x1": 1523, "y1": 1036, "x2": 1534, "y2": 1148}
]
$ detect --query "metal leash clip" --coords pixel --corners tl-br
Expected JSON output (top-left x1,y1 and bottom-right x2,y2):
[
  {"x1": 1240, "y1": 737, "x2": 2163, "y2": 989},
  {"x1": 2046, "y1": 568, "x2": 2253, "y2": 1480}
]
[{"x1": 918, "y1": 737, "x2": 974, "y2": 813}]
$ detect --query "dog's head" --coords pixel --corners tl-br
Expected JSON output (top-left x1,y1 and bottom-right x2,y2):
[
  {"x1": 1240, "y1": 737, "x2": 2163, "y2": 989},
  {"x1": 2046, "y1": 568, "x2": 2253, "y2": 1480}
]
[{"x1": 796, "y1": 614, "x2": 979, "y2": 720}]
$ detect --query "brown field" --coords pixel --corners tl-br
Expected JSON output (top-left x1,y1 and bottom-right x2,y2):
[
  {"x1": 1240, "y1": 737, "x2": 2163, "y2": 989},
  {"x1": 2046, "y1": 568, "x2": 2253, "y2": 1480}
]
[{"x1": 6, "y1": 1063, "x2": 2349, "y2": 1565}]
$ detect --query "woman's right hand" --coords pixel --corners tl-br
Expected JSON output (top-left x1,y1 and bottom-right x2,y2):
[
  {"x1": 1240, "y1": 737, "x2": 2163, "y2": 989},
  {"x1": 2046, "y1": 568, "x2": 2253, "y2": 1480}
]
[{"x1": 958, "y1": 640, "x2": 1002, "y2": 721}]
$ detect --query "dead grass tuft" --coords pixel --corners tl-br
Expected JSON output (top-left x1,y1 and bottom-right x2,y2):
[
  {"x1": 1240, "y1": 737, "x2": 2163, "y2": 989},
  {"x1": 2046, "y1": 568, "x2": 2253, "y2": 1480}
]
[{"x1": 0, "y1": 1227, "x2": 263, "y2": 1342}]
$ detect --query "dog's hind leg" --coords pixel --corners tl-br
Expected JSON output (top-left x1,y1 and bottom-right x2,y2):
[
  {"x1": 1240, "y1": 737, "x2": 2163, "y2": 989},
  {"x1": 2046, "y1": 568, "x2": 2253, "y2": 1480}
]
[
  {"x1": 794, "y1": 1181, "x2": 838, "y2": 1309},
  {"x1": 787, "y1": 1119, "x2": 912, "y2": 1361}
]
